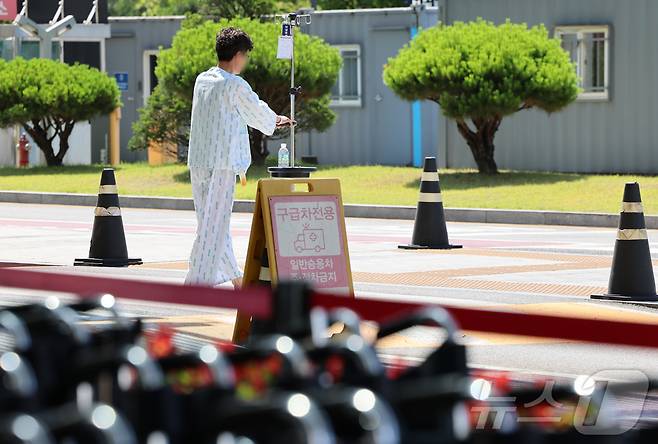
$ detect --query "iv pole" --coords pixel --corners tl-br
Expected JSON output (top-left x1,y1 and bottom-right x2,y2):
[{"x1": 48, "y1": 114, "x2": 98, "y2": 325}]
[
  {"x1": 289, "y1": 18, "x2": 296, "y2": 168},
  {"x1": 268, "y1": 12, "x2": 316, "y2": 178},
  {"x1": 286, "y1": 12, "x2": 310, "y2": 167}
]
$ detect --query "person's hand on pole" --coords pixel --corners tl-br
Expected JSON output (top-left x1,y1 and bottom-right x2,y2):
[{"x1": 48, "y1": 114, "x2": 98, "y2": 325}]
[{"x1": 276, "y1": 115, "x2": 296, "y2": 127}]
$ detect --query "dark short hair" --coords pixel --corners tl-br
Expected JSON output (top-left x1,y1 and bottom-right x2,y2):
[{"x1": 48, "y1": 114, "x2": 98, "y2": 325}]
[{"x1": 215, "y1": 27, "x2": 253, "y2": 62}]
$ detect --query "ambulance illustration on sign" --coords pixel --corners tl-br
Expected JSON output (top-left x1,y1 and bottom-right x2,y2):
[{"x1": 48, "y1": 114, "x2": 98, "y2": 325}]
[{"x1": 294, "y1": 225, "x2": 326, "y2": 253}]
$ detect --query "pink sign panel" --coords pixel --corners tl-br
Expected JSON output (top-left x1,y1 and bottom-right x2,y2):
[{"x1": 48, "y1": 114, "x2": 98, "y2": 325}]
[
  {"x1": 269, "y1": 195, "x2": 350, "y2": 294},
  {"x1": 0, "y1": 0, "x2": 17, "y2": 21}
]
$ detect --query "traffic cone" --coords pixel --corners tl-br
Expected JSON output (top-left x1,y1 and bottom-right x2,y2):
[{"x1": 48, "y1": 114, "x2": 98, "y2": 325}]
[
  {"x1": 592, "y1": 182, "x2": 657, "y2": 302},
  {"x1": 399, "y1": 157, "x2": 462, "y2": 250},
  {"x1": 74, "y1": 168, "x2": 142, "y2": 267}
]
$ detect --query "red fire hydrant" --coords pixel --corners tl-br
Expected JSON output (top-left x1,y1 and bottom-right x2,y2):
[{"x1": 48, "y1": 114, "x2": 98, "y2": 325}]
[{"x1": 16, "y1": 133, "x2": 30, "y2": 168}]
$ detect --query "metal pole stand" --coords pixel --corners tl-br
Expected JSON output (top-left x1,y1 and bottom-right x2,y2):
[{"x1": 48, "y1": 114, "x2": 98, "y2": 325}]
[{"x1": 268, "y1": 12, "x2": 317, "y2": 179}]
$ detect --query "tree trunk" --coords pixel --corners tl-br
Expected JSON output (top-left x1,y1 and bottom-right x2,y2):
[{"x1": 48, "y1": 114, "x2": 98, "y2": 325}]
[
  {"x1": 44, "y1": 153, "x2": 64, "y2": 166},
  {"x1": 469, "y1": 135, "x2": 498, "y2": 175},
  {"x1": 249, "y1": 129, "x2": 269, "y2": 166},
  {"x1": 53, "y1": 121, "x2": 75, "y2": 165},
  {"x1": 22, "y1": 119, "x2": 75, "y2": 167},
  {"x1": 22, "y1": 121, "x2": 59, "y2": 166},
  {"x1": 456, "y1": 117, "x2": 501, "y2": 174}
]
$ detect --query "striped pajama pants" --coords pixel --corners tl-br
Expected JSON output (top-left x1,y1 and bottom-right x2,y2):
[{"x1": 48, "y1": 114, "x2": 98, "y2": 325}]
[{"x1": 184, "y1": 167, "x2": 241, "y2": 287}]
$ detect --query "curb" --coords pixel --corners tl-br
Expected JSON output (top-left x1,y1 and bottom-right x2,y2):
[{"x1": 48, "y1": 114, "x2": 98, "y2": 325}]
[{"x1": 0, "y1": 190, "x2": 649, "y2": 229}]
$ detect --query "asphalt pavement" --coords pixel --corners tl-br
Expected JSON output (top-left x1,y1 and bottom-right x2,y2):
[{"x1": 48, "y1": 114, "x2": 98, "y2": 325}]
[{"x1": 2, "y1": 202, "x2": 658, "y2": 380}]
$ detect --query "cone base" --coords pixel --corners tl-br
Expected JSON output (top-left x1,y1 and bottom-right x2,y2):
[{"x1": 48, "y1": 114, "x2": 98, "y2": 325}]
[
  {"x1": 591, "y1": 293, "x2": 658, "y2": 302},
  {"x1": 398, "y1": 244, "x2": 463, "y2": 250},
  {"x1": 74, "y1": 257, "x2": 143, "y2": 267}
]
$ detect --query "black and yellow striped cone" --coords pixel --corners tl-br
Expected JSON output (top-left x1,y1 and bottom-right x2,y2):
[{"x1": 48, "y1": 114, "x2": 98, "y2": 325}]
[
  {"x1": 592, "y1": 182, "x2": 657, "y2": 302},
  {"x1": 74, "y1": 168, "x2": 142, "y2": 267},
  {"x1": 399, "y1": 157, "x2": 462, "y2": 250}
]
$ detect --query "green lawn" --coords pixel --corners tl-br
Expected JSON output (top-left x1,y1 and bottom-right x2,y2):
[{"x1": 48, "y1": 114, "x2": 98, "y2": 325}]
[{"x1": 1, "y1": 162, "x2": 657, "y2": 214}]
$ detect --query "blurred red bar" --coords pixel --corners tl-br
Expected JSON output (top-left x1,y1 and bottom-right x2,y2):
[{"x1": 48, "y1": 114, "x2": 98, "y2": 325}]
[
  {"x1": 311, "y1": 293, "x2": 658, "y2": 349},
  {"x1": 0, "y1": 268, "x2": 271, "y2": 318},
  {"x1": 3, "y1": 268, "x2": 658, "y2": 350}
]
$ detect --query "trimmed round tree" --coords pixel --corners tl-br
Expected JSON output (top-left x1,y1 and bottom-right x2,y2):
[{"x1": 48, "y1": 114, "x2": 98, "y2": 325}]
[
  {"x1": 383, "y1": 19, "x2": 579, "y2": 174},
  {"x1": 0, "y1": 58, "x2": 120, "y2": 166},
  {"x1": 131, "y1": 17, "x2": 341, "y2": 164}
]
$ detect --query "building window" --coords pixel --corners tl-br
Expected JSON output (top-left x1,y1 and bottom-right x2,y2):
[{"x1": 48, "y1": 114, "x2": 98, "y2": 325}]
[
  {"x1": 18, "y1": 40, "x2": 62, "y2": 61},
  {"x1": 330, "y1": 44, "x2": 362, "y2": 107},
  {"x1": 0, "y1": 39, "x2": 12, "y2": 61},
  {"x1": 555, "y1": 26, "x2": 609, "y2": 100},
  {"x1": 142, "y1": 50, "x2": 160, "y2": 105}
]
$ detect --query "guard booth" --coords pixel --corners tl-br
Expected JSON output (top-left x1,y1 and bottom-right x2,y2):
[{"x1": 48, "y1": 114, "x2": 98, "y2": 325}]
[{"x1": 0, "y1": 0, "x2": 111, "y2": 166}]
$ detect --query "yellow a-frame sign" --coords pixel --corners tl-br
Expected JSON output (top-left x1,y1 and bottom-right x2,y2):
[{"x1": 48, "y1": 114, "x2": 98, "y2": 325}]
[{"x1": 232, "y1": 178, "x2": 354, "y2": 342}]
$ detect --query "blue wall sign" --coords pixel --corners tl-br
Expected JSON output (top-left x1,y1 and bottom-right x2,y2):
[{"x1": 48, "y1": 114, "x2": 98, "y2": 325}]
[{"x1": 114, "y1": 72, "x2": 129, "y2": 91}]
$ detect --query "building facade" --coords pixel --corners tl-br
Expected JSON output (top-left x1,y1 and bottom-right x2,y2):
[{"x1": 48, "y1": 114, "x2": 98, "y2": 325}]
[
  {"x1": 104, "y1": 8, "x2": 439, "y2": 168},
  {"x1": 105, "y1": 16, "x2": 184, "y2": 163},
  {"x1": 440, "y1": 0, "x2": 658, "y2": 174},
  {"x1": 307, "y1": 1, "x2": 658, "y2": 174},
  {"x1": 0, "y1": 0, "x2": 112, "y2": 166},
  {"x1": 105, "y1": 2, "x2": 658, "y2": 173},
  {"x1": 3, "y1": 1, "x2": 658, "y2": 174},
  {"x1": 287, "y1": 6, "x2": 440, "y2": 167}
]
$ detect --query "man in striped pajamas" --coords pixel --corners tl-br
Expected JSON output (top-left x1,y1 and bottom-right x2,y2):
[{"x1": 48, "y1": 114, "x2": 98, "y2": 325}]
[{"x1": 185, "y1": 27, "x2": 293, "y2": 289}]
